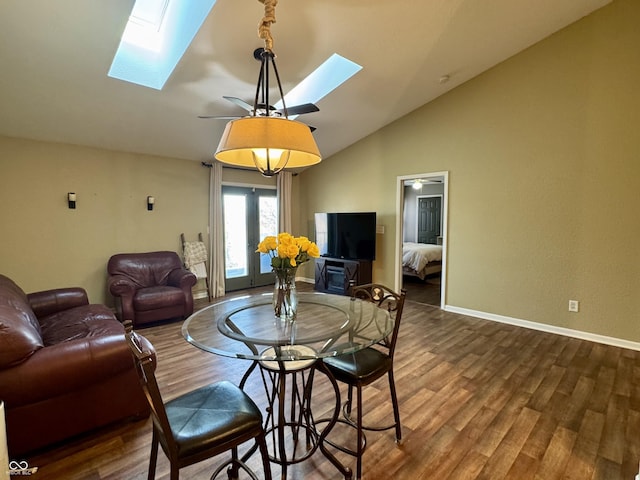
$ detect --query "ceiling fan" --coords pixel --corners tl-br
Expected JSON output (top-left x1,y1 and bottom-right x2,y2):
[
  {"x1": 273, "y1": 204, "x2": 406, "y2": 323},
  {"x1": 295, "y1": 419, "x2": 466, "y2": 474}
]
[
  {"x1": 199, "y1": 95, "x2": 318, "y2": 118},
  {"x1": 199, "y1": 48, "x2": 319, "y2": 130},
  {"x1": 199, "y1": 96, "x2": 318, "y2": 131}
]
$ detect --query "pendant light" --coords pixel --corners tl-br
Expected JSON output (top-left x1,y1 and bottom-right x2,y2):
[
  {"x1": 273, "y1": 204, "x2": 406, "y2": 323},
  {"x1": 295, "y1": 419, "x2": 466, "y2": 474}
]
[{"x1": 214, "y1": 0, "x2": 321, "y2": 177}]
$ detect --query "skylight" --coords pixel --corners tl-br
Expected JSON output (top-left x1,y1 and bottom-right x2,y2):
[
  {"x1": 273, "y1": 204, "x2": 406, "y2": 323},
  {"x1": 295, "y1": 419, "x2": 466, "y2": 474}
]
[
  {"x1": 108, "y1": 0, "x2": 217, "y2": 90},
  {"x1": 276, "y1": 54, "x2": 362, "y2": 117},
  {"x1": 108, "y1": 0, "x2": 362, "y2": 107},
  {"x1": 121, "y1": 0, "x2": 169, "y2": 52}
]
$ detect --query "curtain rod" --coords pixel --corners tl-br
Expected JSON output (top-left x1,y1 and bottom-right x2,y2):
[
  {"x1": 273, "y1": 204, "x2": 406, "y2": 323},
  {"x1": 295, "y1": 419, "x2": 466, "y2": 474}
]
[{"x1": 201, "y1": 161, "x2": 297, "y2": 176}]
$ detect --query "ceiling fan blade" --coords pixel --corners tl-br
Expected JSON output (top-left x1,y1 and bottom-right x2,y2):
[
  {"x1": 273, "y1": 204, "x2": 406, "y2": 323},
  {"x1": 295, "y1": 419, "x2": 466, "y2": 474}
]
[
  {"x1": 198, "y1": 115, "x2": 241, "y2": 119},
  {"x1": 278, "y1": 103, "x2": 320, "y2": 116},
  {"x1": 222, "y1": 96, "x2": 254, "y2": 112}
]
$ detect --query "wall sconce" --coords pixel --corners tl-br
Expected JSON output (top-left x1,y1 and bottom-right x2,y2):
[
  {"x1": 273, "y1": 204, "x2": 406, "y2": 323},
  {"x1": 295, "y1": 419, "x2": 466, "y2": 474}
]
[
  {"x1": 147, "y1": 196, "x2": 155, "y2": 211},
  {"x1": 67, "y1": 192, "x2": 76, "y2": 209}
]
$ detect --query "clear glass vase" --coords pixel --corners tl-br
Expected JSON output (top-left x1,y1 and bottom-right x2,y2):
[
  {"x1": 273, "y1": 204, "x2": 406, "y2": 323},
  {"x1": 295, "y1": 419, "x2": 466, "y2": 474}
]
[{"x1": 273, "y1": 267, "x2": 298, "y2": 321}]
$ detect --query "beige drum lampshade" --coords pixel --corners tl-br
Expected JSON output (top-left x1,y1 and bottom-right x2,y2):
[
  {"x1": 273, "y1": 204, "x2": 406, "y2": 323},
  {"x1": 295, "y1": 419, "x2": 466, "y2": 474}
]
[{"x1": 215, "y1": 116, "x2": 321, "y2": 176}]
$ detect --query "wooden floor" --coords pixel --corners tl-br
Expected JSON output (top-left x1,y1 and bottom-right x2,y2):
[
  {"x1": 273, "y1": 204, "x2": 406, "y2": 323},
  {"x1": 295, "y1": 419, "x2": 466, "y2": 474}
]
[
  {"x1": 402, "y1": 274, "x2": 441, "y2": 306},
  {"x1": 24, "y1": 284, "x2": 640, "y2": 479}
]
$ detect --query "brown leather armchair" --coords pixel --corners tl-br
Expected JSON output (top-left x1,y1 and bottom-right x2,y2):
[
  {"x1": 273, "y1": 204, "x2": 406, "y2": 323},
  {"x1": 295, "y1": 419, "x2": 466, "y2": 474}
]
[{"x1": 107, "y1": 251, "x2": 197, "y2": 327}]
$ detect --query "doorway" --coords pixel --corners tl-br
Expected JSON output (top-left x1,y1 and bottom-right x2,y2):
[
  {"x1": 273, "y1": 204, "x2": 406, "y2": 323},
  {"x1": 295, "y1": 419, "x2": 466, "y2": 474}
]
[
  {"x1": 222, "y1": 185, "x2": 277, "y2": 291},
  {"x1": 395, "y1": 172, "x2": 448, "y2": 308}
]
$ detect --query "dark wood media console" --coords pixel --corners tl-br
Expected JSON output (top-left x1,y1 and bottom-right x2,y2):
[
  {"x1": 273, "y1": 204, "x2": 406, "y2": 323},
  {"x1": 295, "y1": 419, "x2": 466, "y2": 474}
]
[{"x1": 314, "y1": 257, "x2": 372, "y2": 295}]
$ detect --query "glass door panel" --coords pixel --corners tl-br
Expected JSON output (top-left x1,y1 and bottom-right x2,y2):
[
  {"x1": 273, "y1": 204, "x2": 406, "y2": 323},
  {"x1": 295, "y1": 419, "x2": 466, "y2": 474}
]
[
  {"x1": 258, "y1": 195, "x2": 277, "y2": 275},
  {"x1": 223, "y1": 186, "x2": 277, "y2": 291},
  {"x1": 223, "y1": 193, "x2": 248, "y2": 279}
]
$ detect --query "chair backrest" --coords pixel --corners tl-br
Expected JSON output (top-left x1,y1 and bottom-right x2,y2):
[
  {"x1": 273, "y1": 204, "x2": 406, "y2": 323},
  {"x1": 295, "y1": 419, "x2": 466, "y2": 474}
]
[
  {"x1": 124, "y1": 322, "x2": 177, "y2": 453},
  {"x1": 108, "y1": 251, "x2": 183, "y2": 288},
  {"x1": 350, "y1": 283, "x2": 406, "y2": 358}
]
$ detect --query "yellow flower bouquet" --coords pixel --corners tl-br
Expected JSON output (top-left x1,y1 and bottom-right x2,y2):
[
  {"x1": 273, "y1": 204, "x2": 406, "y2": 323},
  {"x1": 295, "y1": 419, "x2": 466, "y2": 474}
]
[
  {"x1": 256, "y1": 233, "x2": 320, "y2": 319},
  {"x1": 256, "y1": 233, "x2": 320, "y2": 270}
]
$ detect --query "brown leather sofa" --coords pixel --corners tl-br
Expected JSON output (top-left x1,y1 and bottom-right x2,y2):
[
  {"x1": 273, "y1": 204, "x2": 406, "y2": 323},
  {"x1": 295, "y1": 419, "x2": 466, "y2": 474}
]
[
  {"x1": 0, "y1": 274, "x2": 151, "y2": 457},
  {"x1": 107, "y1": 251, "x2": 197, "y2": 328}
]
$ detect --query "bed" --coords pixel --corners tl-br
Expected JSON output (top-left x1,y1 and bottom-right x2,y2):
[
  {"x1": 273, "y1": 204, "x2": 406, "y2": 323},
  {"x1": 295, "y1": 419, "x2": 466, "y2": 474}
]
[{"x1": 402, "y1": 242, "x2": 443, "y2": 280}]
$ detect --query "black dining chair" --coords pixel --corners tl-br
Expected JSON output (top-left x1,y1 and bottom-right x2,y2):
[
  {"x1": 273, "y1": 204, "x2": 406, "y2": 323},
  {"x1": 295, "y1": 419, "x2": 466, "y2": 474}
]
[
  {"x1": 125, "y1": 322, "x2": 272, "y2": 480},
  {"x1": 322, "y1": 283, "x2": 406, "y2": 480}
]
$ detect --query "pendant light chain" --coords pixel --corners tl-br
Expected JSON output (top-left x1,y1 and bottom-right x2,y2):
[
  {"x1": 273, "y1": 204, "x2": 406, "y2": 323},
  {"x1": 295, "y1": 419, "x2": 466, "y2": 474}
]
[
  {"x1": 258, "y1": 0, "x2": 277, "y2": 53},
  {"x1": 256, "y1": 0, "x2": 288, "y2": 118}
]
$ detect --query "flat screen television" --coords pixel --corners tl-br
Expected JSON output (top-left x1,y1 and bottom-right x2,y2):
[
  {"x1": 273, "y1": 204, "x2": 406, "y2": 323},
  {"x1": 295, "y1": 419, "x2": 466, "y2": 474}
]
[{"x1": 314, "y1": 212, "x2": 376, "y2": 261}]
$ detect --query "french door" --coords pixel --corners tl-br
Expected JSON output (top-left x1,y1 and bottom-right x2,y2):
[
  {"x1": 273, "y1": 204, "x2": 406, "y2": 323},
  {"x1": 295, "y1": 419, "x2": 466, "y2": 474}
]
[{"x1": 223, "y1": 186, "x2": 277, "y2": 291}]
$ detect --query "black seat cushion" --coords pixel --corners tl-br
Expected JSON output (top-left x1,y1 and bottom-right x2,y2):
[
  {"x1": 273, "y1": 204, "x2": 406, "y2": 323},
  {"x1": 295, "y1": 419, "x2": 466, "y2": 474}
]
[
  {"x1": 324, "y1": 347, "x2": 392, "y2": 386},
  {"x1": 164, "y1": 380, "x2": 264, "y2": 459}
]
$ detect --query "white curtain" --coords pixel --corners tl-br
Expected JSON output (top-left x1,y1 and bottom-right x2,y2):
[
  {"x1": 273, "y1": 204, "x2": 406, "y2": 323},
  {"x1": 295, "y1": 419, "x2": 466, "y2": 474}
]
[
  {"x1": 209, "y1": 162, "x2": 226, "y2": 298},
  {"x1": 277, "y1": 171, "x2": 292, "y2": 233}
]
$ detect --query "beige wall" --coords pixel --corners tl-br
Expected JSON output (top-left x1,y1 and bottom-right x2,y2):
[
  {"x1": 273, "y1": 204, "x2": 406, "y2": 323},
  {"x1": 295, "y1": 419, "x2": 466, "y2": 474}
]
[
  {"x1": 0, "y1": 136, "x2": 277, "y2": 306},
  {"x1": 1, "y1": 0, "x2": 638, "y2": 343},
  {"x1": 0, "y1": 136, "x2": 208, "y2": 305},
  {"x1": 299, "y1": 0, "x2": 640, "y2": 342}
]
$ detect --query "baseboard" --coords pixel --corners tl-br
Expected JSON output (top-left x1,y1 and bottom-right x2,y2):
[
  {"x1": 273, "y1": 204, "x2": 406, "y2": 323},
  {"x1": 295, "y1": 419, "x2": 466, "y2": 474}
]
[{"x1": 444, "y1": 305, "x2": 640, "y2": 352}]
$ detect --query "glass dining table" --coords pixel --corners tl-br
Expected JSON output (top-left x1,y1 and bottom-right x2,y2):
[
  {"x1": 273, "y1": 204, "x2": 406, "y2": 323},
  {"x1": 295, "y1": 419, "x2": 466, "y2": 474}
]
[{"x1": 182, "y1": 291, "x2": 392, "y2": 480}]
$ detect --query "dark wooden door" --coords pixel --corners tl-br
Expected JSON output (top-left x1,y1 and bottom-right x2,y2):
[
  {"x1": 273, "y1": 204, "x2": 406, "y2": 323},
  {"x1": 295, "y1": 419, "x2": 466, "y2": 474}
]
[{"x1": 417, "y1": 196, "x2": 441, "y2": 244}]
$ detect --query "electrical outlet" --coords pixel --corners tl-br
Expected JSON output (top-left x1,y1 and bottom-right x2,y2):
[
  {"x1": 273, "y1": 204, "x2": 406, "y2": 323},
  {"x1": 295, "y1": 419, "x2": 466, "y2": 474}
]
[{"x1": 568, "y1": 300, "x2": 579, "y2": 312}]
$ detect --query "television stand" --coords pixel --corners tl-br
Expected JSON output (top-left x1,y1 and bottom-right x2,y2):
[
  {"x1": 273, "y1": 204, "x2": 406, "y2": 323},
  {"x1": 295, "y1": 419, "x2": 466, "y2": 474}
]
[{"x1": 314, "y1": 257, "x2": 372, "y2": 295}]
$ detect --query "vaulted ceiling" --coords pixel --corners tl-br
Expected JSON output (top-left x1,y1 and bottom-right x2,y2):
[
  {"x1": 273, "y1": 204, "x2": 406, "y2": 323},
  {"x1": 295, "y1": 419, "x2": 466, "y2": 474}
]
[{"x1": 0, "y1": 0, "x2": 610, "y2": 164}]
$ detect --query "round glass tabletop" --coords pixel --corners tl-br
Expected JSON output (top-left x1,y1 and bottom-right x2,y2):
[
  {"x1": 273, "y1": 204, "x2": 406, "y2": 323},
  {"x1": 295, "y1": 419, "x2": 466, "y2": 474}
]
[{"x1": 182, "y1": 291, "x2": 392, "y2": 361}]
